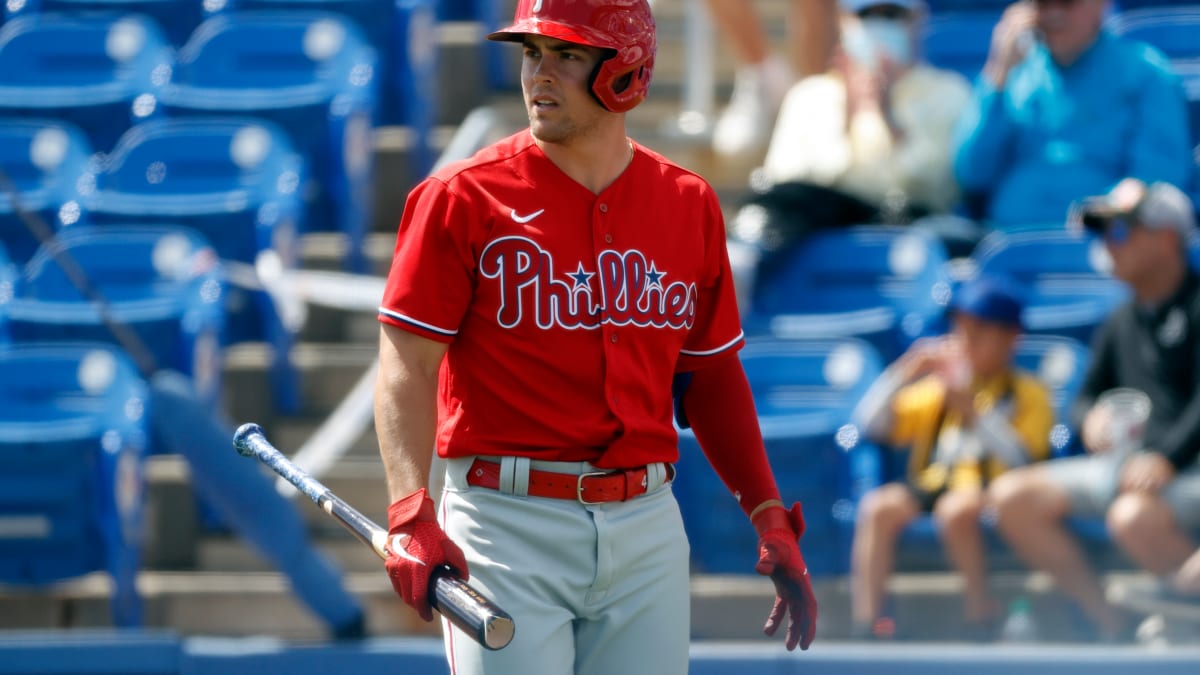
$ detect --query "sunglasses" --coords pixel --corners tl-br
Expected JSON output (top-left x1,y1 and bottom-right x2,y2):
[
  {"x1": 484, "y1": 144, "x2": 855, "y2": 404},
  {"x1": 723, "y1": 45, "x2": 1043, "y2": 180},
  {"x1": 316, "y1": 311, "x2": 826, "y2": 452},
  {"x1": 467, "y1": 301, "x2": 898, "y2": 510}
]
[
  {"x1": 857, "y1": 5, "x2": 911, "y2": 20},
  {"x1": 1082, "y1": 213, "x2": 1137, "y2": 245}
]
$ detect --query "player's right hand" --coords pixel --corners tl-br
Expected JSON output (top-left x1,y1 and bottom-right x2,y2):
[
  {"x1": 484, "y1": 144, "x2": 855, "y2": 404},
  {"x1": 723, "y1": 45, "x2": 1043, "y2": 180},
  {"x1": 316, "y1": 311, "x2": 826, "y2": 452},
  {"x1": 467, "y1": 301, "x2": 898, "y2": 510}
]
[{"x1": 384, "y1": 488, "x2": 469, "y2": 622}]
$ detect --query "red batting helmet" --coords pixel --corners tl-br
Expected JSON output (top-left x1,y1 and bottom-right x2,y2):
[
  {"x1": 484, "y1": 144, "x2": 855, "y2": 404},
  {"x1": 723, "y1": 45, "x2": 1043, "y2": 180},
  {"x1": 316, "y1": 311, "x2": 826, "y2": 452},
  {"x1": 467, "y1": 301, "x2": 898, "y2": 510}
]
[{"x1": 487, "y1": 0, "x2": 656, "y2": 113}]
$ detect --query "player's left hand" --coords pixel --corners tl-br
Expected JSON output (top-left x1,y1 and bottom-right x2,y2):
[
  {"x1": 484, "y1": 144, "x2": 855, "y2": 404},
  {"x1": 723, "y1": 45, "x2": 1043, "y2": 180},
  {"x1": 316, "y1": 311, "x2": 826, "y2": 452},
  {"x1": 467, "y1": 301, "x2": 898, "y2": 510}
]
[{"x1": 752, "y1": 502, "x2": 818, "y2": 651}]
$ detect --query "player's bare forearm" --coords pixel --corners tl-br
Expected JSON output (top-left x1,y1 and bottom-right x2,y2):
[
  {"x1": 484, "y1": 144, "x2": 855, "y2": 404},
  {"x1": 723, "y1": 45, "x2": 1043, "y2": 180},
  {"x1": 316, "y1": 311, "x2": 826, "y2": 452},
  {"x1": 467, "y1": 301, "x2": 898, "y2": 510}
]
[{"x1": 375, "y1": 323, "x2": 448, "y2": 502}]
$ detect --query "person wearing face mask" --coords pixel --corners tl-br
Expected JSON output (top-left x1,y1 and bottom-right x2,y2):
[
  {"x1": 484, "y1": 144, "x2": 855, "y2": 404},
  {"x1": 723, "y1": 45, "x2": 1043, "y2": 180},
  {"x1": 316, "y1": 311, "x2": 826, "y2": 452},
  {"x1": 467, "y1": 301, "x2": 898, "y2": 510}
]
[
  {"x1": 754, "y1": 1, "x2": 972, "y2": 238},
  {"x1": 727, "y1": 1, "x2": 973, "y2": 308},
  {"x1": 953, "y1": 0, "x2": 1193, "y2": 229}
]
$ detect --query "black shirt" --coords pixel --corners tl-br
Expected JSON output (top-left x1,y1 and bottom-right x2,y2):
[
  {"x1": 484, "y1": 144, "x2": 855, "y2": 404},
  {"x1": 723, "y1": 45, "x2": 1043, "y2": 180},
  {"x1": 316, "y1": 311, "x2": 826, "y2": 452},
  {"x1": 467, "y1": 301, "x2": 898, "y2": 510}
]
[{"x1": 1071, "y1": 269, "x2": 1200, "y2": 470}]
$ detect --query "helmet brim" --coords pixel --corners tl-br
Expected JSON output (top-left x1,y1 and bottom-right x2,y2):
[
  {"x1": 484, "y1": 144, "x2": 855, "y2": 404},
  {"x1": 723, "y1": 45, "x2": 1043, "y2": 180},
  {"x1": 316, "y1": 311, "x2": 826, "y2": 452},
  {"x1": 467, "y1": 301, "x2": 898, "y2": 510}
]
[{"x1": 486, "y1": 18, "x2": 614, "y2": 50}]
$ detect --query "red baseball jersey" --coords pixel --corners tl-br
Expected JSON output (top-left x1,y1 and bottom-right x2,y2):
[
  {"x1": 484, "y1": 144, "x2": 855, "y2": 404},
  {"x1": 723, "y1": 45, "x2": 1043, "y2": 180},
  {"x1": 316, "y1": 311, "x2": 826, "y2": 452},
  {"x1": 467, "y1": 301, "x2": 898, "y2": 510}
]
[{"x1": 379, "y1": 131, "x2": 744, "y2": 468}]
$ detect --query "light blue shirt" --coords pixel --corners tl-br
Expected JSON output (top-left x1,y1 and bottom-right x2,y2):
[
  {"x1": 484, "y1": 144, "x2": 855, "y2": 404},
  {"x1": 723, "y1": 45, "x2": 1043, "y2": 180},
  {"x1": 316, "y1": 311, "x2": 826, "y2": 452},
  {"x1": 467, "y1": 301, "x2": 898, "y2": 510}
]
[{"x1": 953, "y1": 30, "x2": 1193, "y2": 228}]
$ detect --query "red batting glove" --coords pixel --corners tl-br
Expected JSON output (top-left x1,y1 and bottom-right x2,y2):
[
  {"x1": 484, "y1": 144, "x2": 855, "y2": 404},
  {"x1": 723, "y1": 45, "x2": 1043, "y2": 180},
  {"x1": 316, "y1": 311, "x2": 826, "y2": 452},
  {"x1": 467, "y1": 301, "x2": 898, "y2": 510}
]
[
  {"x1": 384, "y1": 488, "x2": 469, "y2": 622},
  {"x1": 752, "y1": 502, "x2": 818, "y2": 650}
]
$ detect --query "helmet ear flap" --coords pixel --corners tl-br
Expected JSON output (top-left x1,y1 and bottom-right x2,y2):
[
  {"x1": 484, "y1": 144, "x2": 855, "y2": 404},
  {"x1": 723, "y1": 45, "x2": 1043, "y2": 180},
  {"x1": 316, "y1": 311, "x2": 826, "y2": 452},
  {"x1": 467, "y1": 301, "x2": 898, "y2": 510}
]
[{"x1": 490, "y1": 0, "x2": 656, "y2": 113}]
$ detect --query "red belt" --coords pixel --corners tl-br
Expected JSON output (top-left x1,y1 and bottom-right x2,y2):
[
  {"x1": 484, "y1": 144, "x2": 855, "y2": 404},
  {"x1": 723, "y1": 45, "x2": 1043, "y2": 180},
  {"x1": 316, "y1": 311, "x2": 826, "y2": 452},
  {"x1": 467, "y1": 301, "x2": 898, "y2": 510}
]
[{"x1": 466, "y1": 458, "x2": 672, "y2": 505}]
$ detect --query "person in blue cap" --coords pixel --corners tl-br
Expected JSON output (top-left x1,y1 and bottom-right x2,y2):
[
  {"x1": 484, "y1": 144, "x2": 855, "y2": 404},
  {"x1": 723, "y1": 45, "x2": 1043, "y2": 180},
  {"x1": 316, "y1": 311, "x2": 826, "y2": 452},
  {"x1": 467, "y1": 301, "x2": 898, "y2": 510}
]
[{"x1": 850, "y1": 274, "x2": 1054, "y2": 640}]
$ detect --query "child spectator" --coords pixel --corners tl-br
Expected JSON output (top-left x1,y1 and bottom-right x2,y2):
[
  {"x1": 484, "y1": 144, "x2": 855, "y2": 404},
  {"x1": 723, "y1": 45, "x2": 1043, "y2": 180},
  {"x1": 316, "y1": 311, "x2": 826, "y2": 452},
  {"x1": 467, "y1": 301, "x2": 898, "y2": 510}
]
[{"x1": 851, "y1": 275, "x2": 1054, "y2": 640}]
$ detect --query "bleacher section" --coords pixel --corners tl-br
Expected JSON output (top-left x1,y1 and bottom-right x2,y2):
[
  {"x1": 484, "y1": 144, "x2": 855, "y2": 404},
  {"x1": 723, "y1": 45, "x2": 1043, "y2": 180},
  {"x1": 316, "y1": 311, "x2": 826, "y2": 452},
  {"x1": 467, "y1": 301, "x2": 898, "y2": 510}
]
[{"x1": 2, "y1": 0, "x2": 1200, "y2": 655}]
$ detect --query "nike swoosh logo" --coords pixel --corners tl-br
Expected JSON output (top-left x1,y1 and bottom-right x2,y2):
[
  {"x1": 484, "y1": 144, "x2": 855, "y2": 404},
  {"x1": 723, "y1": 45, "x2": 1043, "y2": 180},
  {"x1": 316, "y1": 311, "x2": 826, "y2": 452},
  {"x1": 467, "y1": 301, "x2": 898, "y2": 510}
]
[
  {"x1": 510, "y1": 208, "x2": 545, "y2": 223},
  {"x1": 389, "y1": 534, "x2": 427, "y2": 566}
]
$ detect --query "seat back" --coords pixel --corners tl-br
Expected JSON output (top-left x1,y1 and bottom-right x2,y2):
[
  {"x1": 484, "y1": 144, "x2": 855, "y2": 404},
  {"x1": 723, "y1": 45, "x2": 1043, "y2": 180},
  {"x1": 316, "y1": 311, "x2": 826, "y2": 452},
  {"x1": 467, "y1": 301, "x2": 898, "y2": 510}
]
[
  {"x1": 9, "y1": 226, "x2": 225, "y2": 403},
  {"x1": 921, "y1": 11, "x2": 1002, "y2": 81},
  {"x1": 87, "y1": 118, "x2": 304, "y2": 264},
  {"x1": 0, "y1": 242, "x2": 13, "y2": 345},
  {"x1": 1014, "y1": 334, "x2": 1092, "y2": 456},
  {"x1": 6, "y1": 0, "x2": 219, "y2": 46},
  {"x1": 751, "y1": 226, "x2": 952, "y2": 359},
  {"x1": 0, "y1": 119, "x2": 95, "y2": 263},
  {"x1": 0, "y1": 341, "x2": 148, "y2": 624},
  {"x1": 675, "y1": 337, "x2": 884, "y2": 577},
  {"x1": 162, "y1": 11, "x2": 377, "y2": 266},
  {"x1": 231, "y1": 0, "x2": 438, "y2": 142},
  {"x1": 0, "y1": 13, "x2": 173, "y2": 150},
  {"x1": 973, "y1": 229, "x2": 1129, "y2": 341},
  {"x1": 1110, "y1": 8, "x2": 1200, "y2": 143}
]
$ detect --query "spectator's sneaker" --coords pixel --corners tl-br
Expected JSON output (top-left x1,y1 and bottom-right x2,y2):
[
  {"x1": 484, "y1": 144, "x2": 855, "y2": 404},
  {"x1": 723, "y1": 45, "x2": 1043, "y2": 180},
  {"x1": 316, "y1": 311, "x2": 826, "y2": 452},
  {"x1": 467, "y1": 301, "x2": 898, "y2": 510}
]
[
  {"x1": 712, "y1": 56, "x2": 792, "y2": 159},
  {"x1": 1108, "y1": 577, "x2": 1200, "y2": 619}
]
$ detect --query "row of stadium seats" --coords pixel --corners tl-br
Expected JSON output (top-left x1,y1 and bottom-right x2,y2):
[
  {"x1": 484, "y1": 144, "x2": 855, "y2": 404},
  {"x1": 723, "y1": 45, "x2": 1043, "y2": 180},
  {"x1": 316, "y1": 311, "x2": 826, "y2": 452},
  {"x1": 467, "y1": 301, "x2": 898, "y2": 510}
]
[
  {"x1": 746, "y1": 226, "x2": 1127, "y2": 362},
  {"x1": 0, "y1": 0, "x2": 444, "y2": 131},
  {"x1": 0, "y1": 11, "x2": 380, "y2": 271},
  {"x1": 0, "y1": 118, "x2": 302, "y2": 411}
]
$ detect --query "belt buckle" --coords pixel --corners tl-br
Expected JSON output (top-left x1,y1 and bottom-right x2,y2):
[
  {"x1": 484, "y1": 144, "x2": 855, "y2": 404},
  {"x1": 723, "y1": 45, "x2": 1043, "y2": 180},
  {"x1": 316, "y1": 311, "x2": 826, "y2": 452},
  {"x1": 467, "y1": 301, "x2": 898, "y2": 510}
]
[{"x1": 576, "y1": 471, "x2": 610, "y2": 505}]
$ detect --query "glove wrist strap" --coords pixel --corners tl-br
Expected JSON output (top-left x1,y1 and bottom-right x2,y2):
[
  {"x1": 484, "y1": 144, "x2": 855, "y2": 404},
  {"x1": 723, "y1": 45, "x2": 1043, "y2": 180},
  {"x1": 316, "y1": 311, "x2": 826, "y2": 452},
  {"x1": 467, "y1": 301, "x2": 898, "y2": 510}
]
[
  {"x1": 387, "y1": 488, "x2": 436, "y2": 528},
  {"x1": 752, "y1": 502, "x2": 806, "y2": 539}
]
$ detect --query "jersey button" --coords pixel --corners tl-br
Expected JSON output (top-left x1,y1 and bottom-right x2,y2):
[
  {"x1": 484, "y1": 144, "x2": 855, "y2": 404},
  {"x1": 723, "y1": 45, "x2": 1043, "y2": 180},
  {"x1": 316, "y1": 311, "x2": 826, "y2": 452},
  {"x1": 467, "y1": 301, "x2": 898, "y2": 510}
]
[
  {"x1": 604, "y1": 234, "x2": 613, "y2": 243},
  {"x1": 599, "y1": 203, "x2": 608, "y2": 213},
  {"x1": 610, "y1": 334, "x2": 618, "y2": 343}
]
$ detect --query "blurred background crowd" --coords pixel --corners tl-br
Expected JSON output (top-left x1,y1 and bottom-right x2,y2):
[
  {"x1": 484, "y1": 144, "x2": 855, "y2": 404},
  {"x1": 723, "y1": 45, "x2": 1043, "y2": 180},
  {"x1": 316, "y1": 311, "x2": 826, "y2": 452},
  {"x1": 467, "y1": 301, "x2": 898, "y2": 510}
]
[{"x1": 1, "y1": 0, "x2": 1200, "y2": 655}]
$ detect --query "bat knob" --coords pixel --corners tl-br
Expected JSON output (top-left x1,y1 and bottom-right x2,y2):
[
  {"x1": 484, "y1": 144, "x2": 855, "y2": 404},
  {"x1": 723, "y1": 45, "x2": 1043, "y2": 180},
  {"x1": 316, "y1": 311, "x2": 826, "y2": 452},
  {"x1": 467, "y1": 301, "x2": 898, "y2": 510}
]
[{"x1": 233, "y1": 422, "x2": 264, "y2": 457}]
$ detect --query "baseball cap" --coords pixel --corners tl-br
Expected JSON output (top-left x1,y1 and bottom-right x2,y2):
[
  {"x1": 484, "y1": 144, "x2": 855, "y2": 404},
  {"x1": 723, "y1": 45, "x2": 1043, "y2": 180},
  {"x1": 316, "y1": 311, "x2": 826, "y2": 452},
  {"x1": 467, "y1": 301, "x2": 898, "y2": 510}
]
[
  {"x1": 950, "y1": 275, "x2": 1026, "y2": 330},
  {"x1": 1072, "y1": 181, "x2": 1197, "y2": 243},
  {"x1": 840, "y1": 0, "x2": 919, "y2": 13}
]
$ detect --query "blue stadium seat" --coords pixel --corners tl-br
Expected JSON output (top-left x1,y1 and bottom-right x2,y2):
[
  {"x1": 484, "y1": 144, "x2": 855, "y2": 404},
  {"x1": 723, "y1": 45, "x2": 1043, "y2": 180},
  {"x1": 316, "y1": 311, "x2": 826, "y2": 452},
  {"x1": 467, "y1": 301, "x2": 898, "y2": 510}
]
[
  {"x1": 747, "y1": 226, "x2": 953, "y2": 361},
  {"x1": 0, "y1": 13, "x2": 173, "y2": 151},
  {"x1": 1012, "y1": 334, "x2": 1091, "y2": 457},
  {"x1": 0, "y1": 241, "x2": 13, "y2": 345},
  {"x1": 0, "y1": 341, "x2": 149, "y2": 626},
  {"x1": 5, "y1": 225, "x2": 226, "y2": 407},
  {"x1": 161, "y1": 11, "x2": 378, "y2": 271},
  {"x1": 4, "y1": 0, "x2": 223, "y2": 46},
  {"x1": 924, "y1": 0, "x2": 1010, "y2": 11},
  {"x1": 230, "y1": 0, "x2": 438, "y2": 158},
  {"x1": 972, "y1": 229, "x2": 1129, "y2": 343},
  {"x1": 0, "y1": 119, "x2": 95, "y2": 264},
  {"x1": 675, "y1": 336, "x2": 884, "y2": 576},
  {"x1": 82, "y1": 118, "x2": 304, "y2": 411},
  {"x1": 921, "y1": 11, "x2": 1001, "y2": 81},
  {"x1": 1115, "y1": 0, "x2": 1200, "y2": 10},
  {"x1": 1109, "y1": 7, "x2": 1200, "y2": 144}
]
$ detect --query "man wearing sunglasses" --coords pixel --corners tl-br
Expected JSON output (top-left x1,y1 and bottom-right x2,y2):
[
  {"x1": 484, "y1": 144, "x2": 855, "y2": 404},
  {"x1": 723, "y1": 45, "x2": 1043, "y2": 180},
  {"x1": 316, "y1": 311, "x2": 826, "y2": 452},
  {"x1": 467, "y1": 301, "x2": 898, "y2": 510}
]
[
  {"x1": 990, "y1": 180, "x2": 1200, "y2": 641},
  {"x1": 954, "y1": 0, "x2": 1193, "y2": 229}
]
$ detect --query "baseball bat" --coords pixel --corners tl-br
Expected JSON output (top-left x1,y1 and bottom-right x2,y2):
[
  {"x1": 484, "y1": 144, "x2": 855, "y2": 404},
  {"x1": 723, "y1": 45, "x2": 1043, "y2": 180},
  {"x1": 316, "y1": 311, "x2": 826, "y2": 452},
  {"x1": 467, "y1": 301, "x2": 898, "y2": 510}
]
[{"x1": 232, "y1": 423, "x2": 515, "y2": 651}]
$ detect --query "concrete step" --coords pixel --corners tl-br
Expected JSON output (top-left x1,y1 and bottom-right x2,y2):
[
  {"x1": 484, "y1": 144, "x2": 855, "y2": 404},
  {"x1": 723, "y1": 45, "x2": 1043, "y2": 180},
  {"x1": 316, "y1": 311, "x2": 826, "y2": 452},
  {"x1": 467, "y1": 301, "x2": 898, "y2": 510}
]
[
  {"x1": 0, "y1": 571, "x2": 436, "y2": 641},
  {"x1": 0, "y1": 568, "x2": 1152, "y2": 643},
  {"x1": 221, "y1": 341, "x2": 377, "y2": 426}
]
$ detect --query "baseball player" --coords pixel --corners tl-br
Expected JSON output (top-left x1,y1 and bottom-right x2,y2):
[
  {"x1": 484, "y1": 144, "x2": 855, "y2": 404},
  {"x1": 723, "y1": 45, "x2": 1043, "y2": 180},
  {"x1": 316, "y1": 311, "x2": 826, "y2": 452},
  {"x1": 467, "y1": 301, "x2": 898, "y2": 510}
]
[{"x1": 374, "y1": 0, "x2": 818, "y2": 672}]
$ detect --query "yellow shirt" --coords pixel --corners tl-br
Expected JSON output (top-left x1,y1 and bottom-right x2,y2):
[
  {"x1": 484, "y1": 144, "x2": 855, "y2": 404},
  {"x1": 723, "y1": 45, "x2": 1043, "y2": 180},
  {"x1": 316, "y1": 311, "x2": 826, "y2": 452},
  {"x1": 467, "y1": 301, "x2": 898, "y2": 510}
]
[{"x1": 888, "y1": 370, "x2": 1053, "y2": 493}]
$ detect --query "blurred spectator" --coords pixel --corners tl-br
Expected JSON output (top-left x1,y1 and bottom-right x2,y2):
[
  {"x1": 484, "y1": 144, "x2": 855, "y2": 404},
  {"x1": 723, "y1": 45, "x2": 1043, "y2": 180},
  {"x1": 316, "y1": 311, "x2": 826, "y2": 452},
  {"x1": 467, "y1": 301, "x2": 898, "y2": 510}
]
[
  {"x1": 990, "y1": 180, "x2": 1200, "y2": 641},
  {"x1": 850, "y1": 275, "x2": 1053, "y2": 640},
  {"x1": 707, "y1": 0, "x2": 837, "y2": 158},
  {"x1": 953, "y1": 0, "x2": 1193, "y2": 229},
  {"x1": 726, "y1": 1, "x2": 974, "y2": 307},
  {"x1": 760, "y1": 0, "x2": 971, "y2": 228}
]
